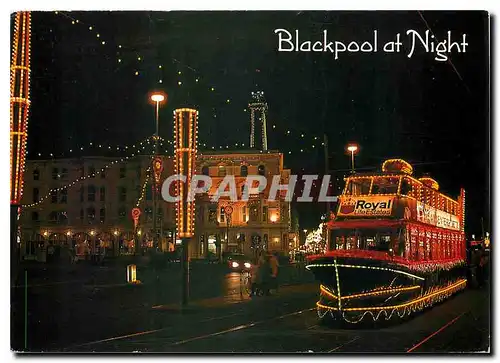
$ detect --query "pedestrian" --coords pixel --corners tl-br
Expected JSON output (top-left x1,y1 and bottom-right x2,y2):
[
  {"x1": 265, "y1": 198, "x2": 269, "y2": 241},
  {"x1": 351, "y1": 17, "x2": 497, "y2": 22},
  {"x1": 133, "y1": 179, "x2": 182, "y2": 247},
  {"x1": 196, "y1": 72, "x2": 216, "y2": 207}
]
[
  {"x1": 258, "y1": 252, "x2": 272, "y2": 296},
  {"x1": 249, "y1": 258, "x2": 260, "y2": 297},
  {"x1": 269, "y1": 252, "x2": 279, "y2": 292}
]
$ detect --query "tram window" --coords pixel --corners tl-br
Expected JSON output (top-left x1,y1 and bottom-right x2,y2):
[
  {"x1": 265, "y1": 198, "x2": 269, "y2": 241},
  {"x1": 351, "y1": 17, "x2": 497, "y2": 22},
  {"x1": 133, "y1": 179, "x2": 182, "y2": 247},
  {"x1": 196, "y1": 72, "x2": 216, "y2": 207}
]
[
  {"x1": 365, "y1": 237, "x2": 376, "y2": 249},
  {"x1": 346, "y1": 236, "x2": 357, "y2": 250},
  {"x1": 335, "y1": 236, "x2": 346, "y2": 250},
  {"x1": 359, "y1": 232, "x2": 391, "y2": 252},
  {"x1": 372, "y1": 177, "x2": 399, "y2": 195},
  {"x1": 400, "y1": 178, "x2": 412, "y2": 196},
  {"x1": 345, "y1": 178, "x2": 371, "y2": 196}
]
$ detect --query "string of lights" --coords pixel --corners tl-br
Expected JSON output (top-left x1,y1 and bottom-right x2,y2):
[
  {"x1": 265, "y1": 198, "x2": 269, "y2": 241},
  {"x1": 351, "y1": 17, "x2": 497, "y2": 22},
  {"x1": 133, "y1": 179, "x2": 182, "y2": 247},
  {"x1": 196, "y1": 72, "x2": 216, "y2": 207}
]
[
  {"x1": 50, "y1": 11, "x2": 329, "y2": 154},
  {"x1": 30, "y1": 135, "x2": 169, "y2": 159},
  {"x1": 135, "y1": 162, "x2": 153, "y2": 208},
  {"x1": 22, "y1": 136, "x2": 161, "y2": 208},
  {"x1": 44, "y1": 11, "x2": 336, "y2": 157}
]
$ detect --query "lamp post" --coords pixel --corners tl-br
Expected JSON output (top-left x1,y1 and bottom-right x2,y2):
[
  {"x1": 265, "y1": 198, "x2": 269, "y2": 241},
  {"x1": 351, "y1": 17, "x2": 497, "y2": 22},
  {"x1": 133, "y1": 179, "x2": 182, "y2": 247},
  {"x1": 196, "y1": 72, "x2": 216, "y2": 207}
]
[
  {"x1": 90, "y1": 230, "x2": 95, "y2": 262},
  {"x1": 113, "y1": 229, "x2": 119, "y2": 257},
  {"x1": 150, "y1": 92, "x2": 166, "y2": 251},
  {"x1": 346, "y1": 144, "x2": 359, "y2": 174},
  {"x1": 225, "y1": 205, "x2": 233, "y2": 254}
]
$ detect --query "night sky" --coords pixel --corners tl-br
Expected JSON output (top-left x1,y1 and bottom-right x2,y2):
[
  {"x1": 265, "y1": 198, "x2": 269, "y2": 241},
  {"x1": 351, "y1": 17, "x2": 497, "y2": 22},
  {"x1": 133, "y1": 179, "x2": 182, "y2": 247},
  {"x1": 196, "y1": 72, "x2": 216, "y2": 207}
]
[{"x1": 24, "y1": 11, "x2": 489, "y2": 233}]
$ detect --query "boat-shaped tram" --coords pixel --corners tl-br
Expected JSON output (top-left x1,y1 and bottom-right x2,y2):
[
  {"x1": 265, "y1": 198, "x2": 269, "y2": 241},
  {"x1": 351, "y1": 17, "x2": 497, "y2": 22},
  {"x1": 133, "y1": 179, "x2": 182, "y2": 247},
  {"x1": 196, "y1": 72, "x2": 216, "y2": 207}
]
[{"x1": 306, "y1": 159, "x2": 467, "y2": 324}]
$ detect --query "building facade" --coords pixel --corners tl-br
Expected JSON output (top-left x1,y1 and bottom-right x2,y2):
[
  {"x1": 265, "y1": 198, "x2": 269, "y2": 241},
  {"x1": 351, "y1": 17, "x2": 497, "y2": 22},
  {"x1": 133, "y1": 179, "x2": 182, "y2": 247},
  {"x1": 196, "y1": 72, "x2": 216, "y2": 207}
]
[
  {"x1": 192, "y1": 150, "x2": 292, "y2": 260},
  {"x1": 19, "y1": 150, "x2": 294, "y2": 261},
  {"x1": 19, "y1": 155, "x2": 176, "y2": 260}
]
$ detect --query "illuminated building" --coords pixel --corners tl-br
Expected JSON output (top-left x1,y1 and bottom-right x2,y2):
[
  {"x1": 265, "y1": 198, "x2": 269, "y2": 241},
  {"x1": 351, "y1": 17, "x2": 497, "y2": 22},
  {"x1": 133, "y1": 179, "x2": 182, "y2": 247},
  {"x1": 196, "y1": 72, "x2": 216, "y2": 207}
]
[
  {"x1": 306, "y1": 159, "x2": 467, "y2": 324},
  {"x1": 173, "y1": 108, "x2": 198, "y2": 240},
  {"x1": 19, "y1": 156, "x2": 176, "y2": 260},
  {"x1": 194, "y1": 150, "x2": 292, "y2": 259}
]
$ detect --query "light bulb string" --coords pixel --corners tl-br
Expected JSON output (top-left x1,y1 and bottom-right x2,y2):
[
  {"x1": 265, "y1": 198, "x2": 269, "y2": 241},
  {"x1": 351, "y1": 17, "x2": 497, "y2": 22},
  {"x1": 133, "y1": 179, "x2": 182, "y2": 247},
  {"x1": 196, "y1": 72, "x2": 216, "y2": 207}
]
[{"x1": 23, "y1": 136, "x2": 158, "y2": 209}]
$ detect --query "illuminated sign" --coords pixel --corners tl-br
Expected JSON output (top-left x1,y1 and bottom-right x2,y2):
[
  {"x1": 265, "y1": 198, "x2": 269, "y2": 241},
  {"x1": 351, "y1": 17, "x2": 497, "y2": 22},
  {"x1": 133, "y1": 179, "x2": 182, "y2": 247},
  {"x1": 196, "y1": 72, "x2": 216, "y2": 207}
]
[
  {"x1": 417, "y1": 202, "x2": 459, "y2": 231},
  {"x1": 338, "y1": 196, "x2": 394, "y2": 217},
  {"x1": 436, "y1": 209, "x2": 460, "y2": 231}
]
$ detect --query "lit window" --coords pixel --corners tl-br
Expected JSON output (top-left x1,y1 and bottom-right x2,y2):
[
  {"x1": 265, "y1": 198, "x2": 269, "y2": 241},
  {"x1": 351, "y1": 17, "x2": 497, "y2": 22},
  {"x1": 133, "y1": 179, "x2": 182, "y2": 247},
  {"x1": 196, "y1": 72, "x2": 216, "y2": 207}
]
[{"x1": 220, "y1": 207, "x2": 225, "y2": 223}]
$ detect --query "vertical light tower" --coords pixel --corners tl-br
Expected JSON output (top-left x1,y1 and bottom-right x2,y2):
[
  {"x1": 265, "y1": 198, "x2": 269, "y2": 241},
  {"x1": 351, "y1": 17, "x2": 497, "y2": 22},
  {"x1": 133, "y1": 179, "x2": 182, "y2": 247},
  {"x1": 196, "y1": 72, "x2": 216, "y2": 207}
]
[
  {"x1": 174, "y1": 108, "x2": 198, "y2": 306},
  {"x1": 249, "y1": 91, "x2": 268, "y2": 151},
  {"x1": 150, "y1": 91, "x2": 166, "y2": 251},
  {"x1": 10, "y1": 11, "x2": 31, "y2": 274}
]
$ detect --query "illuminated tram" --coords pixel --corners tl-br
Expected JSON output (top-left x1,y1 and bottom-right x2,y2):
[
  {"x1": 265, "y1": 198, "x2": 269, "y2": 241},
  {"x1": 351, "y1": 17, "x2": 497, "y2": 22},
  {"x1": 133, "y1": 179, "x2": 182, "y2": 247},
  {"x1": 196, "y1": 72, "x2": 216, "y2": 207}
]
[{"x1": 306, "y1": 159, "x2": 467, "y2": 324}]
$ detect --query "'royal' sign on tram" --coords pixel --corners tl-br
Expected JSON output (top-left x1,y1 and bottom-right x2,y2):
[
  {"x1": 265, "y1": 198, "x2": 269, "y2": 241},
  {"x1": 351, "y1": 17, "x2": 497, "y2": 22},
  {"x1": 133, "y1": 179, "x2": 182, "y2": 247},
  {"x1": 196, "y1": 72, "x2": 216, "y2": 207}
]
[{"x1": 338, "y1": 196, "x2": 394, "y2": 217}]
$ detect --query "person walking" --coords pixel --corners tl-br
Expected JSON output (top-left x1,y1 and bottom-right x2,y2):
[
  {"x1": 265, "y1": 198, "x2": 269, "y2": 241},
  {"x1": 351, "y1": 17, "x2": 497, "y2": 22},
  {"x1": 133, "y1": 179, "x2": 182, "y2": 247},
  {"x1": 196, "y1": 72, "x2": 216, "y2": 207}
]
[
  {"x1": 269, "y1": 252, "x2": 280, "y2": 292},
  {"x1": 258, "y1": 252, "x2": 272, "y2": 295}
]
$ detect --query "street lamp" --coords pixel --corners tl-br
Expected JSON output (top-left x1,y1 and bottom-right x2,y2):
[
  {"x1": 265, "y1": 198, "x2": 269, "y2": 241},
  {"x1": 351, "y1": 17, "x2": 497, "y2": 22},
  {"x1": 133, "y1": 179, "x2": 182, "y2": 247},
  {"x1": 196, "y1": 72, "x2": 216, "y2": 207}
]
[
  {"x1": 150, "y1": 91, "x2": 166, "y2": 251},
  {"x1": 150, "y1": 92, "x2": 166, "y2": 152},
  {"x1": 346, "y1": 143, "x2": 359, "y2": 173}
]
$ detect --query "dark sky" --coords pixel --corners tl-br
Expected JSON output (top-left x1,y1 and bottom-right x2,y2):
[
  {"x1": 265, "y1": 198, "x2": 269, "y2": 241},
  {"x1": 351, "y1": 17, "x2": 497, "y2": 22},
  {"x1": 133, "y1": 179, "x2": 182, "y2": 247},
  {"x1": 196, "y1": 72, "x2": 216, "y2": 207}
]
[{"x1": 25, "y1": 11, "x2": 489, "y2": 233}]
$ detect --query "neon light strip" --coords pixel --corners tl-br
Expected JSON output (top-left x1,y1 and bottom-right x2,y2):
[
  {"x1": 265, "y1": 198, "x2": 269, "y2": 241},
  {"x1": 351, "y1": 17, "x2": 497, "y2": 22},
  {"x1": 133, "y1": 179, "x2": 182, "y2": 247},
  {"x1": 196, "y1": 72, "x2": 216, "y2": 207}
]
[
  {"x1": 334, "y1": 258, "x2": 342, "y2": 310},
  {"x1": 320, "y1": 285, "x2": 338, "y2": 300},
  {"x1": 306, "y1": 263, "x2": 425, "y2": 281},
  {"x1": 316, "y1": 279, "x2": 466, "y2": 312},
  {"x1": 320, "y1": 284, "x2": 420, "y2": 301}
]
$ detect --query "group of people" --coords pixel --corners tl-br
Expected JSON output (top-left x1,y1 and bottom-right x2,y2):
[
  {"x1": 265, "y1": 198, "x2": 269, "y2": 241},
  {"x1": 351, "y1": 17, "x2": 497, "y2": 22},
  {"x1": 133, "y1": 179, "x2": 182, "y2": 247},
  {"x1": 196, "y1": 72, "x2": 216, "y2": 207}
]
[{"x1": 249, "y1": 251, "x2": 279, "y2": 297}]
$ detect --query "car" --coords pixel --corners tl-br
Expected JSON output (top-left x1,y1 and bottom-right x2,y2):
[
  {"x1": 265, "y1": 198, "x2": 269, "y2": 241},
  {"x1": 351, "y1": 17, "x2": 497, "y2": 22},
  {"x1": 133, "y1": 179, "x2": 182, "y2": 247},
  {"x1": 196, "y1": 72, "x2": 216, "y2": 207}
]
[{"x1": 224, "y1": 253, "x2": 252, "y2": 271}]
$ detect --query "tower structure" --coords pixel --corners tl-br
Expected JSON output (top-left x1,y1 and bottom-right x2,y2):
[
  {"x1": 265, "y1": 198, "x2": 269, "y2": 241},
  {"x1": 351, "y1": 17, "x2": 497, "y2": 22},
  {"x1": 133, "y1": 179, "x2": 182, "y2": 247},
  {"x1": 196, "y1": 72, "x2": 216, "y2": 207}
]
[
  {"x1": 10, "y1": 11, "x2": 31, "y2": 274},
  {"x1": 249, "y1": 91, "x2": 268, "y2": 151},
  {"x1": 10, "y1": 11, "x2": 31, "y2": 206}
]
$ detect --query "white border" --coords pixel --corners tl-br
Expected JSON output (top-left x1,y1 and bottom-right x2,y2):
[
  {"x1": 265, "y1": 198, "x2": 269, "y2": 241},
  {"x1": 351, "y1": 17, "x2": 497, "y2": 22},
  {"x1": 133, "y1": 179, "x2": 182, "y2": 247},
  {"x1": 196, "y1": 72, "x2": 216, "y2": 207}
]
[{"x1": 1, "y1": 1, "x2": 496, "y2": 362}]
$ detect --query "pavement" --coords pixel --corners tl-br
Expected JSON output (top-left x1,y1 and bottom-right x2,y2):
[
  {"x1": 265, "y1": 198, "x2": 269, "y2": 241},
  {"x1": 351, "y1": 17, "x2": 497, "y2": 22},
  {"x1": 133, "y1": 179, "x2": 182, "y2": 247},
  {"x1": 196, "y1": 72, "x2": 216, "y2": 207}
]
[{"x1": 11, "y1": 261, "x2": 490, "y2": 353}]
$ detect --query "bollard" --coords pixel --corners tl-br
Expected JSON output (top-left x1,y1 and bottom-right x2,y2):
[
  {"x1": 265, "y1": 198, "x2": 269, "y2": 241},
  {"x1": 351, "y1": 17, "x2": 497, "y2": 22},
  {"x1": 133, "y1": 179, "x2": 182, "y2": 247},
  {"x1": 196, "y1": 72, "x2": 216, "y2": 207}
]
[{"x1": 127, "y1": 264, "x2": 137, "y2": 284}]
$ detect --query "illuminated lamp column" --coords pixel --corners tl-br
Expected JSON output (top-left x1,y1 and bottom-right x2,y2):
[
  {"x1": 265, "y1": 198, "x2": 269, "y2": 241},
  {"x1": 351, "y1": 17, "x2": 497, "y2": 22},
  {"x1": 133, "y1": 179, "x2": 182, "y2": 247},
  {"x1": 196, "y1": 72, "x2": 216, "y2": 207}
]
[
  {"x1": 10, "y1": 11, "x2": 31, "y2": 280},
  {"x1": 174, "y1": 108, "x2": 198, "y2": 306},
  {"x1": 458, "y1": 189, "x2": 466, "y2": 259}
]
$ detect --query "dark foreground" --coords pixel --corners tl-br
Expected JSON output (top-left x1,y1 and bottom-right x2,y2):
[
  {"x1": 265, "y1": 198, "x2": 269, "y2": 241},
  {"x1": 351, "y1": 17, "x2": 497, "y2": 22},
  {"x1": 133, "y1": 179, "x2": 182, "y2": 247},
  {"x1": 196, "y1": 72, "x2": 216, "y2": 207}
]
[{"x1": 11, "y1": 261, "x2": 490, "y2": 353}]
